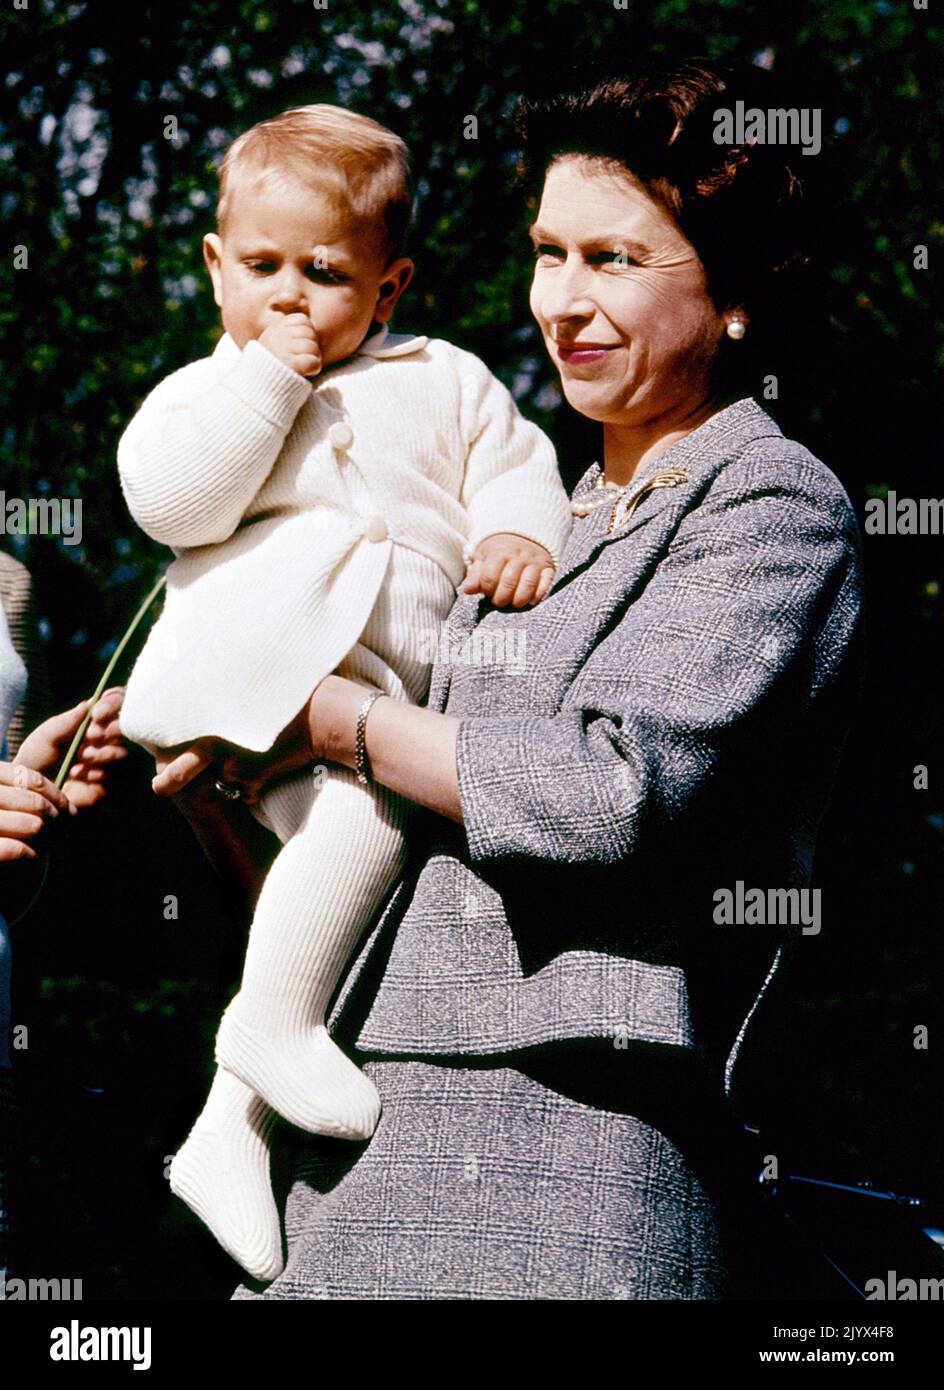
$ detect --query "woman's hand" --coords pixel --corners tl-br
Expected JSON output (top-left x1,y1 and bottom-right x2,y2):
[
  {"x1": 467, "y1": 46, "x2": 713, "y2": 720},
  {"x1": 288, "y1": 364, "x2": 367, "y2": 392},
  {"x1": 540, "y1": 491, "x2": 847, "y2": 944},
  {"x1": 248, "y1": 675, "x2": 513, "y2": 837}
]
[
  {"x1": 151, "y1": 702, "x2": 315, "y2": 803},
  {"x1": 1, "y1": 689, "x2": 133, "y2": 860},
  {"x1": 152, "y1": 674, "x2": 463, "y2": 825},
  {"x1": 142, "y1": 741, "x2": 279, "y2": 908}
]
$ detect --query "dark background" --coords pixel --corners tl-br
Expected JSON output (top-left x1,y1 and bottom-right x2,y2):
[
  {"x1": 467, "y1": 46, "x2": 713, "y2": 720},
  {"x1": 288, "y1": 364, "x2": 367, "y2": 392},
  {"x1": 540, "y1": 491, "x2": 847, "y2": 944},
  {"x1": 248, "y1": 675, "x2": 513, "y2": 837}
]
[{"x1": 0, "y1": 0, "x2": 941, "y2": 1298}]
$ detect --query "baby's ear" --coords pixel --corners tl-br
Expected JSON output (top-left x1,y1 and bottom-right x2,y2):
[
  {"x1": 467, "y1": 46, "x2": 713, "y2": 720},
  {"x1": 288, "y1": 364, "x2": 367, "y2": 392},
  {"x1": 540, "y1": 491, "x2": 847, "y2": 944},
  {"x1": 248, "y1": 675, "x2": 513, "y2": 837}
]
[
  {"x1": 373, "y1": 257, "x2": 414, "y2": 323},
  {"x1": 203, "y1": 233, "x2": 224, "y2": 309}
]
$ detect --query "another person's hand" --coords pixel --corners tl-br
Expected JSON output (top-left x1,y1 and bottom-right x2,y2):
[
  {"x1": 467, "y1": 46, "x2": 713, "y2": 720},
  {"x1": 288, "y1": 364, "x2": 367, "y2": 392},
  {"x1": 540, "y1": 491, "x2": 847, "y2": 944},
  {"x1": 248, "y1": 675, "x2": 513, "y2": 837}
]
[
  {"x1": 1, "y1": 696, "x2": 111, "y2": 861},
  {"x1": 257, "y1": 313, "x2": 322, "y2": 379},
  {"x1": 0, "y1": 760, "x2": 75, "y2": 862},
  {"x1": 14, "y1": 687, "x2": 129, "y2": 812},
  {"x1": 15, "y1": 697, "x2": 92, "y2": 779},
  {"x1": 461, "y1": 532, "x2": 555, "y2": 607},
  {"x1": 61, "y1": 687, "x2": 130, "y2": 809}
]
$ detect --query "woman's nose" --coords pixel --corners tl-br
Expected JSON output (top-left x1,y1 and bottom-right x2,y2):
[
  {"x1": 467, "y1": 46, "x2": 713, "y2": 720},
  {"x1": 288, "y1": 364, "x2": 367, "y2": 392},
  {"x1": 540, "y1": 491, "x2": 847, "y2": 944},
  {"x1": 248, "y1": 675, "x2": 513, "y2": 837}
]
[{"x1": 536, "y1": 257, "x2": 594, "y2": 329}]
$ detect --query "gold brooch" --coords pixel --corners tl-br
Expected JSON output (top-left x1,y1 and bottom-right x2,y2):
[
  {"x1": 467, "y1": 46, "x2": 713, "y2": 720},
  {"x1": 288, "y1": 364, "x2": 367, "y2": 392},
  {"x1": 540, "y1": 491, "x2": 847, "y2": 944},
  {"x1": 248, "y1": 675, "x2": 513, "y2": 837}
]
[{"x1": 571, "y1": 467, "x2": 690, "y2": 534}]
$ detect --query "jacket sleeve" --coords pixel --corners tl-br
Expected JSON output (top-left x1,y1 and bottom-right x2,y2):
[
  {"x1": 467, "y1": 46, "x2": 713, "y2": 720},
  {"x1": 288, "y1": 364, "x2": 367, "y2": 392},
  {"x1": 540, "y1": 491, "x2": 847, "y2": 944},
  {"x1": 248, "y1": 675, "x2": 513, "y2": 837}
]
[
  {"x1": 117, "y1": 340, "x2": 312, "y2": 548},
  {"x1": 455, "y1": 451, "x2": 862, "y2": 866},
  {"x1": 455, "y1": 349, "x2": 573, "y2": 568}
]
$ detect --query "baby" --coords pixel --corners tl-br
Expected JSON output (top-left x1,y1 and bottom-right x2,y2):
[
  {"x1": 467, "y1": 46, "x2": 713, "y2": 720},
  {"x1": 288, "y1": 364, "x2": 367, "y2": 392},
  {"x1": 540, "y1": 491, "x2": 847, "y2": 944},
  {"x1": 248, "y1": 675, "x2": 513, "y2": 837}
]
[{"x1": 116, "y1": 105, "x2": 572, "y2": 1282}]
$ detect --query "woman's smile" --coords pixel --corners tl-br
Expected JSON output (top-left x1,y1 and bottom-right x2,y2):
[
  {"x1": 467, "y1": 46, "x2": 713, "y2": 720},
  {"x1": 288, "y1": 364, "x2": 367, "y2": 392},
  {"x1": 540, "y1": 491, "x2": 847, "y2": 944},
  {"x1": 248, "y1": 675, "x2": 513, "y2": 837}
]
[{"x1": 556, "y1": 342, "x2": 621, "y2": 365}]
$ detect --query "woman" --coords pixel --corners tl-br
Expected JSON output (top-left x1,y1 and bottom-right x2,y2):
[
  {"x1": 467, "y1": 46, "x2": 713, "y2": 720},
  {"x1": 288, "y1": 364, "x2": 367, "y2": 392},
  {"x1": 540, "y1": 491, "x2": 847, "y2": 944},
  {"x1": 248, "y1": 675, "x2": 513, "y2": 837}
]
[{"x1": 155, "y1": 60, "x2": 863, "y2": 1299}]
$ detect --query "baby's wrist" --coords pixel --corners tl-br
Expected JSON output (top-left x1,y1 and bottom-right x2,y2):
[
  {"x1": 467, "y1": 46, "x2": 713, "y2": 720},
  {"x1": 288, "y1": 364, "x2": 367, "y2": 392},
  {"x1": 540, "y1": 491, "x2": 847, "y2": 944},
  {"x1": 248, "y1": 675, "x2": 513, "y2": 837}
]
[{"x1": 231, "y1": 340, "x2": 312, "y2": 422}]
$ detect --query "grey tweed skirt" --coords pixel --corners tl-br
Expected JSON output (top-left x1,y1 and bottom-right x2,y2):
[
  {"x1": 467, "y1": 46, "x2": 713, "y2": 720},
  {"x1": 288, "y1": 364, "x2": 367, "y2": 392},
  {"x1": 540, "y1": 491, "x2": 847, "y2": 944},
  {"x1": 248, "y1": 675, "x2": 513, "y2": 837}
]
[{"x1": 231, "y1": 1049, "x2": 743, "y2": 1301}]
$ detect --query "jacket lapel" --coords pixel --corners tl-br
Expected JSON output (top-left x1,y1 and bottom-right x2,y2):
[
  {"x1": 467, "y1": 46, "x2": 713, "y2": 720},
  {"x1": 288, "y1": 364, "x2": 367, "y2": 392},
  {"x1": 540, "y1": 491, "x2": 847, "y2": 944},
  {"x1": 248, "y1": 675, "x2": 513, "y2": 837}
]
[
  {"x1": 552, "y1": 465, "x2": 692, "y2": 589},
  {"x1": 429, "y1": 400, "x2": 784, "y2": 708},
  {"x1": 426, "y1": 592, "x2": 485, "y2": 713},
  {"x1": 549, "y1": 398, "x2": 785, "y2": 592},
  {"x1": 426, "y1": 464, "x2": 696, "y2": 713}
]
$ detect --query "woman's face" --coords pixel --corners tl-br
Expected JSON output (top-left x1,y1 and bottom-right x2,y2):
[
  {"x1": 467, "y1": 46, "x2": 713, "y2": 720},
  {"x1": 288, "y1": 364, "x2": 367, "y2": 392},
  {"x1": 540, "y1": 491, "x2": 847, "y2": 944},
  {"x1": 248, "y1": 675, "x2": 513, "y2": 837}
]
[{"x1": 529, "y1": 157, "x2": 729, "y2": 430}]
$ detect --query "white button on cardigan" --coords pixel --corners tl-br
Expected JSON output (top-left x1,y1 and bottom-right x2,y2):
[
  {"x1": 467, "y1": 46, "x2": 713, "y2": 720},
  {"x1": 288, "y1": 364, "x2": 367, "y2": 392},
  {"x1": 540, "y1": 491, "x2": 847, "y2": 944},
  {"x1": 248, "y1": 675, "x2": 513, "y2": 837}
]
[{"x1": 328, "y1": 421, "x2": 354, "y2": 451}]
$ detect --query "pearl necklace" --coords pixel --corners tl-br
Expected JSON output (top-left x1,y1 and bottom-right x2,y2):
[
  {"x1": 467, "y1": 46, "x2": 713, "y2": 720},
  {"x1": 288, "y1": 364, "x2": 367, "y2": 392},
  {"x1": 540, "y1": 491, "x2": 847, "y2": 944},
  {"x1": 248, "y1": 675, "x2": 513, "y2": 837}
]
[{"x1": 571, "y1": 466, "x2": 691, "y2": 534}]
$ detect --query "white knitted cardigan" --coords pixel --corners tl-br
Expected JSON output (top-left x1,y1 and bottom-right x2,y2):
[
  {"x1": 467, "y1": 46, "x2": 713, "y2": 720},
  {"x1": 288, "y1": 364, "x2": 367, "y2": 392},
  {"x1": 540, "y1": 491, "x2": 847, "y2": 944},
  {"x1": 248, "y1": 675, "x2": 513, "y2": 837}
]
[{"x1": 117, "y1": 326, "x2": 572, "y2": 752}]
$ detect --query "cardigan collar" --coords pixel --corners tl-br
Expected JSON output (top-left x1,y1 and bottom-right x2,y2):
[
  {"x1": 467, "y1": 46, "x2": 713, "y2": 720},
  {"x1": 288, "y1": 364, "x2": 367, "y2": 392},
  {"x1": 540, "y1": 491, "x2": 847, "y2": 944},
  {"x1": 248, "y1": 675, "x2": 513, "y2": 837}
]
[{"x1": 357, "y1": 324, "x2": 429, "y2": 358}]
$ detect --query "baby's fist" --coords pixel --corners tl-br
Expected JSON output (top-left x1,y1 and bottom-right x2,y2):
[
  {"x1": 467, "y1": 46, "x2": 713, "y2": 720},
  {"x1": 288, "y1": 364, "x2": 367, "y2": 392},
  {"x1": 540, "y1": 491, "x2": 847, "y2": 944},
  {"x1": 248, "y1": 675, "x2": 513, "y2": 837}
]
[
  {"x1": 461, "y1": 533, "x2": 555, "y2": 608},
  {"x1": 257, "y1": 313, "x2": 322, "y2": 379}
]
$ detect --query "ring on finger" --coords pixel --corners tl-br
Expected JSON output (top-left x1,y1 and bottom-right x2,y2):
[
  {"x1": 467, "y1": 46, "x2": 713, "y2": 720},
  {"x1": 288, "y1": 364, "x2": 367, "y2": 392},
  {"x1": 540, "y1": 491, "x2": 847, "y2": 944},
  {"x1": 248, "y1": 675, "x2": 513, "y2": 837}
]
[{"x1": 214, "y1": 779, "x2": 244, "y2": 802}]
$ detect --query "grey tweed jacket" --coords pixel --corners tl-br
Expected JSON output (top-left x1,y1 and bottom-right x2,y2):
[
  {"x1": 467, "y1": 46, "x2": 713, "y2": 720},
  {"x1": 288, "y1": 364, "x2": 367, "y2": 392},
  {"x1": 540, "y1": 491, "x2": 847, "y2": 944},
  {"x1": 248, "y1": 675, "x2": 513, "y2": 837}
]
[{"x1": 327, "y1": 397, "x2": 864, "y2": 1102}]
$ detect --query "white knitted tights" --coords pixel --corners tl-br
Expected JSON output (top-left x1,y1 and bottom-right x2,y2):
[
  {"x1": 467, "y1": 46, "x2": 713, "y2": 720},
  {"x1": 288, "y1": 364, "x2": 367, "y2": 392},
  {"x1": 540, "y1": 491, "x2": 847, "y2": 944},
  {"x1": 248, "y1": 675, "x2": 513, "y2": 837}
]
[{"x1": 170, "y1": 761, "x2": 408, "y2": 1282}]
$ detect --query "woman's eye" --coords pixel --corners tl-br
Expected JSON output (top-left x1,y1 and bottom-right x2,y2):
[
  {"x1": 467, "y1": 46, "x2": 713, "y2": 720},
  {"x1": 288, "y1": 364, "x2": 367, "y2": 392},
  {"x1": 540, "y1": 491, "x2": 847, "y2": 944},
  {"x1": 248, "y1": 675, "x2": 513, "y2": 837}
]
[
  {"x1": 529, "y1": 244, "x2": 635, "y2": 268},
  {"x1": 589, "y1": 250, "x2": 638, "y2": 268}
]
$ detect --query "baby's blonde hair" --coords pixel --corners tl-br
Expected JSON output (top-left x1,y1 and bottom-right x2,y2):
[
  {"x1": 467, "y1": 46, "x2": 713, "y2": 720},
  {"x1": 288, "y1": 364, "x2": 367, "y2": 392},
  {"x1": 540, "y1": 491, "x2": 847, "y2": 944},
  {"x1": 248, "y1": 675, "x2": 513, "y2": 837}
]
[{"x1": 216, "y1": 104, "x2": 413, "y2": 261}]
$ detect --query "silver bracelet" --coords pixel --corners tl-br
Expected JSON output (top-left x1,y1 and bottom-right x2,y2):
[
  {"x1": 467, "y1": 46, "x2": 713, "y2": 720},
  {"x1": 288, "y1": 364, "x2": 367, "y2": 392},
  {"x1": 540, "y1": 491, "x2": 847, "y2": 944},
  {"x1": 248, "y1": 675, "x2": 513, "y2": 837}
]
[{"x1": 354, "y1": 690, "x2": 385, "y2": 785}]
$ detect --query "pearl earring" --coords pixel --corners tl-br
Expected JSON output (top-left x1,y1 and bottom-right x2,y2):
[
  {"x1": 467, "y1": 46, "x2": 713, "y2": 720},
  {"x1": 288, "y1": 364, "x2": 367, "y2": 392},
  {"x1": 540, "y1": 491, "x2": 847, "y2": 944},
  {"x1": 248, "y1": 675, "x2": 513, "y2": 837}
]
[{"x1": 726, "y1": 317, "x2": 747, "y2": 340}]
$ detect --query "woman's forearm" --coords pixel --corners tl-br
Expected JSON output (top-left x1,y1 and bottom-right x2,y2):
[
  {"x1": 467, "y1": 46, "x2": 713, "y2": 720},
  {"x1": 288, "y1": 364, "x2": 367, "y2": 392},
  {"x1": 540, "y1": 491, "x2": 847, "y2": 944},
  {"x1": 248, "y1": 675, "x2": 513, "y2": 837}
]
[{"x1": 312, "y1": 676, "x2": 463, "y2": 824}]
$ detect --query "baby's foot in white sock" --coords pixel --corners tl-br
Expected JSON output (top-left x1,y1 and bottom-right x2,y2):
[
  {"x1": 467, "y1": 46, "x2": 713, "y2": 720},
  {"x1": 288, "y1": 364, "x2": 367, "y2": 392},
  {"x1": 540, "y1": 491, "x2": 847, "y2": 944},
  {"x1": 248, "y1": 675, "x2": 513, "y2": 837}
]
[
  {"x1": 169, "y1": 1066, "x2": 284, "y2": 1283},
  {"x1": 216, "y1": 1008, "x2": 381, "y2": 1141}
]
